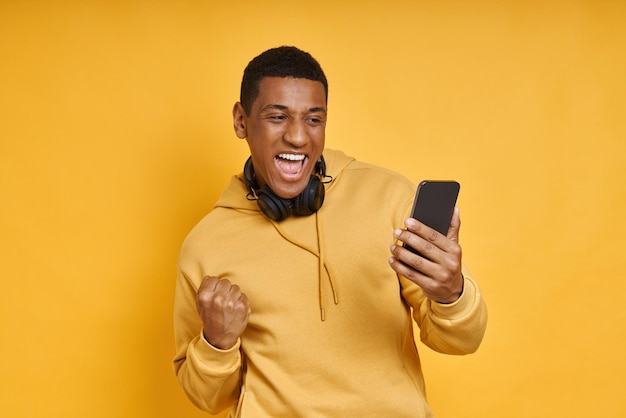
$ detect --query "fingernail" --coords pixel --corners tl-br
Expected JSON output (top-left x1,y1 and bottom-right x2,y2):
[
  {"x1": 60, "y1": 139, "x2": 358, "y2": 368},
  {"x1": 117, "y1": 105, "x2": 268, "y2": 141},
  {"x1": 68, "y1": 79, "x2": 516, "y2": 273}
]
[{"x1": 394, "y1": 228, "x2": 402, "y2": 237}]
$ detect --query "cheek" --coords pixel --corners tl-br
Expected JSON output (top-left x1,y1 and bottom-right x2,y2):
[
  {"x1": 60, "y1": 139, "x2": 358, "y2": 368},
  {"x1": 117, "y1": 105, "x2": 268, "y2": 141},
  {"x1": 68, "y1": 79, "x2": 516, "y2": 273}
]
[
  {"x1": 250, "y1": 124, "x2": 285, "y2": 144},
  {"x1": 308, "y1": 127, "x2": 325, "y2": 142}
]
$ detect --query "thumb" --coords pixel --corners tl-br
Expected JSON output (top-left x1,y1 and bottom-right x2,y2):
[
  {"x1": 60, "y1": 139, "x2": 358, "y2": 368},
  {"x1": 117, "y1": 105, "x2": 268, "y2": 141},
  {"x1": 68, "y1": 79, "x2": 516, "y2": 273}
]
[{"x1": 447, "y1": 206, "x2": 461, "y2": 242}]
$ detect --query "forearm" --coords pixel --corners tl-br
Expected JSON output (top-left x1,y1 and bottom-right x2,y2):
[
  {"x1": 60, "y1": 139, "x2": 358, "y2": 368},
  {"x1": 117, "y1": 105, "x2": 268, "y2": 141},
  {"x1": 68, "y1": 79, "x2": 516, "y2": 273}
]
[
  {"x1": 173, "y1": 269, "x2": 243, "y2": 414},
  {"x1": 174, "y1": 335, "x2": 242, "y2": 414}
]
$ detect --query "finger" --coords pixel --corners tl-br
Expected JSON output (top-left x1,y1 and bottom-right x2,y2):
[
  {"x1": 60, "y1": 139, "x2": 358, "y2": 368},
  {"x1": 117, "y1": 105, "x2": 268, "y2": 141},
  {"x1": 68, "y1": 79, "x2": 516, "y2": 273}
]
[
  {"x1": 238, "y1": 291, "x2": 250, "y2": 305},
  {"x1": 390, "y1": 243, "x2": 437, "y2": 276},
  {"x1": 447, "y1": 207, "x2": 461, "y2": 242},
  {"x1": 405, "y1": 218, "x2": 442, "y2": 243},
  {"x1": 199, "y1": 275, "x2": 221, "y2": 291},
  {"x1": 388, "y1": 253, "x2": 431, "y2": 288},
  {"x1": 213, "y1": 277, "x2": 236, "y2": 293},
  {"x1": 237, "y1": 295, "x2": 252, "y2": 316},
  {"x1": 399, "y1": 219, "x2": 445, "y2": 254},
  {"x1": 227, "y1": 283, "x2": 242, "y2": 299},
  {"x1": 197, "y1": 277, "x2": 231, "y2": 309}
]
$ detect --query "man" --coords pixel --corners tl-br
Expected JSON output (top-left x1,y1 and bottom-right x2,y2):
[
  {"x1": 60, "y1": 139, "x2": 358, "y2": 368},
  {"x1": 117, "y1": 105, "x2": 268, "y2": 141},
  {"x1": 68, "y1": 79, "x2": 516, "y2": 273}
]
[{"x1": 173, "y1": 46, "x2": 487, "y2": 417}]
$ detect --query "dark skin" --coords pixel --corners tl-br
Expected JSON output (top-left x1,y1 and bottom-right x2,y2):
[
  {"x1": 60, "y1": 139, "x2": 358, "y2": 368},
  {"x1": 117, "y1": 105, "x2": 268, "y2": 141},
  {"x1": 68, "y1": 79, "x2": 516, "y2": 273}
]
[
  {"x1": 196, "y1": 276, "x2": 251, "y2": 350},
  {"x1": 388, "y1": 206, "x2": 465, "y2": 304}
]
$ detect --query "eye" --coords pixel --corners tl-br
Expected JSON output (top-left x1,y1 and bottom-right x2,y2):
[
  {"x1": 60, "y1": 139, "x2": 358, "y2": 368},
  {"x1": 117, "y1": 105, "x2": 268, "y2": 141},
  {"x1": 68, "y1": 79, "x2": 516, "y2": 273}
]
[
  {"x1": 267, "y1": 113, "x2": 288, "y2": 122},
  {"x1": 306, "y1": 115, "x2": 325, "y2": 125}
]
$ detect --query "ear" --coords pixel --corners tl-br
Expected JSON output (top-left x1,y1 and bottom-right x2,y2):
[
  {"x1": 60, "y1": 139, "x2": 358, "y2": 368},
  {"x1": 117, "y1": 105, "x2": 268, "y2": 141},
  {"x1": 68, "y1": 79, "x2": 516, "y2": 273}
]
[{"x1": 232, "y1": 102, "x2": 247, "y2": 139}]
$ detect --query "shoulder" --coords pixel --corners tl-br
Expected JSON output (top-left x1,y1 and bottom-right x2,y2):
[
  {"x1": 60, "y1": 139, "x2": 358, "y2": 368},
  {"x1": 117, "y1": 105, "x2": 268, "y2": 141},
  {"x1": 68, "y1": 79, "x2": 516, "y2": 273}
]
[
  {"x1": 324, "y1": 149, "x2": 416, "y2": 221},
  {"x1": 325, "y1": 149, "x2": 415, "y2": 195}
]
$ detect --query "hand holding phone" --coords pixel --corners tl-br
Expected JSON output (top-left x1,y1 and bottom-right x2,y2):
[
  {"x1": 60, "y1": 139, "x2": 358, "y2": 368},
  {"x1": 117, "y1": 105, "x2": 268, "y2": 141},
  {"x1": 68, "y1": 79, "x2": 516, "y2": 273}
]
[{"x1": 391, "y1": 180, "x2": 464, "y2": 303}]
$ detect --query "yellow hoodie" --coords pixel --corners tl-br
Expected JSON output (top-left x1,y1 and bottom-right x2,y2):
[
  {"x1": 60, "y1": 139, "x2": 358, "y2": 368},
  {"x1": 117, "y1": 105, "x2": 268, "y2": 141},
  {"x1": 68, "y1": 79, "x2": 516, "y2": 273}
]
[{"x1": 173, "y1": 149, "x2": 487, "y2": 417}]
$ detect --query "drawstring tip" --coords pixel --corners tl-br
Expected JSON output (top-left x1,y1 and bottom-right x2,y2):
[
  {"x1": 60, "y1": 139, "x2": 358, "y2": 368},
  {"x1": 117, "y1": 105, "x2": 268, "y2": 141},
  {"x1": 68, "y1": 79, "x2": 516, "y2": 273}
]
[
  {"x1": 320, "y1": 309, "x2": 326, "y2": 321},
  {"x1": 333, "y1": 291, "x2": 339, "y2": 305}
]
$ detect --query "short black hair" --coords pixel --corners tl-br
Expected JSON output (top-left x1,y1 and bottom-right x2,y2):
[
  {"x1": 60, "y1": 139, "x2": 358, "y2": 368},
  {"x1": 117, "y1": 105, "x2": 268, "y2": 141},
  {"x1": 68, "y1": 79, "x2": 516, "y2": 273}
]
[{"x1": 239, "y1": 46, "x2": 328, "y2": 115}]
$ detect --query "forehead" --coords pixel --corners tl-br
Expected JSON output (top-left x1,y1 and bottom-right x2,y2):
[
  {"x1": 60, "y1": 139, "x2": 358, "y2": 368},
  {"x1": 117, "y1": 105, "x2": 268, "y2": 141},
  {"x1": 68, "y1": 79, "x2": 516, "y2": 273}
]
[{"x1": 254, "y1": 76, "x2": 327, "y2": 110}]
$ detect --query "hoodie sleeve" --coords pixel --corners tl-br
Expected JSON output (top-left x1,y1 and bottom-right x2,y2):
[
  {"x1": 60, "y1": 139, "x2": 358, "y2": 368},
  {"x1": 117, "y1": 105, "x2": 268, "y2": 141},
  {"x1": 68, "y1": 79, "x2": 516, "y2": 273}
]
[
  {"x1": 400, "y1": 267, "x2": 488, "y2": 354},
  {"x1": 172, "y1": 266, "x2": 242, "y2": 414}
]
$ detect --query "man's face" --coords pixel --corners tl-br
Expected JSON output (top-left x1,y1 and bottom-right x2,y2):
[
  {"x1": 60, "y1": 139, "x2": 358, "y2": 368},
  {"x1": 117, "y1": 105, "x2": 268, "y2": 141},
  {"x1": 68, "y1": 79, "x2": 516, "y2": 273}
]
[{"x1": 233, "y1": 76, "x2": 327, "y2": 199}]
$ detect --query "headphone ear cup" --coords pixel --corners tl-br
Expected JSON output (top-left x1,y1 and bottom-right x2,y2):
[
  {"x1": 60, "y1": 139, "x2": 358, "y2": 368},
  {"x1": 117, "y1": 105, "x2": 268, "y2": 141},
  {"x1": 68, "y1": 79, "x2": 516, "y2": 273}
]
[
  {"x1": 293, "y1": 175, "x2": 325, "y2": 216},
  {"x1": 257, "y1": 188, "x2": 293, "y2": 222}
]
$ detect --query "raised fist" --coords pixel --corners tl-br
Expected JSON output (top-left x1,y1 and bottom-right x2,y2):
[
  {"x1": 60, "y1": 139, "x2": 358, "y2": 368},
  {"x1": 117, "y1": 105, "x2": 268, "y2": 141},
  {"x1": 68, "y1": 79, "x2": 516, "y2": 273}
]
[{"x1": 196, "y1": 276, "x2": 251, "y2": 350}]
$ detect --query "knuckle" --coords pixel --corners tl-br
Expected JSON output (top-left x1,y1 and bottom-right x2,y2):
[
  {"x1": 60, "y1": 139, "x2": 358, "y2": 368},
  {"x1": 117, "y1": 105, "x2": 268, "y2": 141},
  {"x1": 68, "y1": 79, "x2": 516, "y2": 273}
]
[
  {"x1": 428, "y1": 281, "x2": 442, "y2": 294},
  {"x1": 442, "y1": 270, "x2": 456, "y2": 283},
  {"x1": 196, "y1": 289, "x2": 213, "y2": 305},
  {"x1": 443, "y1": 256, "x2": 459, "y2": 272},
  {"x1": 211, "y1": 293, "x2": 227, "y2": 307},
  {"x1": 215, "y1": 278, "x2": 231, "y2": 290},
  {"x1": 404, "y1": 267, "x2": 418, "y2": 282},
  {"x1": 410, "y1": 255, "x2": 425, "y2": 271},
  {"x1": 239, "y1": 295, "x2": 251, "y2": 311},
  {"x1": 202, "y1": 275, "x2": 219, "y2": 287},
  {"x1": 241, "y1": 294, "x2": 251, "y2": 307},
  {"x1": 235, "y1": 301, "x2": 249, "y2": 315},
  {"x1": 451, "y1": 259, "x2": 461, "y2": 273},
  {"x1": 421, "y1": 242, "x2": 435, "y2": 255}
]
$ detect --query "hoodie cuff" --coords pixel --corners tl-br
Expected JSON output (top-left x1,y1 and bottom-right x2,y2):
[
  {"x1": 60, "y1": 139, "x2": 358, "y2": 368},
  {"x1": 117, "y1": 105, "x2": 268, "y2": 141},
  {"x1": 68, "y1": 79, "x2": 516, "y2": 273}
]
[
  {"x1": 430, "y1": 276, "x2": 478, "y2": 320},
  {"x1": 191, "y1": 332, "x2": 241, "y2": 374}
]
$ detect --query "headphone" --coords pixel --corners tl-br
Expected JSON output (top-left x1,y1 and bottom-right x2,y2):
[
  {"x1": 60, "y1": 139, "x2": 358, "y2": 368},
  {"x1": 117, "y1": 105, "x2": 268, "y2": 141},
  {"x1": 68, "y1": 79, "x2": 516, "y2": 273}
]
[{"x1": 243, "y1": 156, "x2": 327, "y2": 222}]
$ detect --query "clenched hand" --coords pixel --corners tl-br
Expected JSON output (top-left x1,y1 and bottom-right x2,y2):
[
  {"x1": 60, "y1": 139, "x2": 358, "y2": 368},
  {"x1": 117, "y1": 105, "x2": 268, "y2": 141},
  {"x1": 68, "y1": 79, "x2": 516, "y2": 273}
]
[{"x1": 196, "y1": 276, "x2": 251, "y2": 350}]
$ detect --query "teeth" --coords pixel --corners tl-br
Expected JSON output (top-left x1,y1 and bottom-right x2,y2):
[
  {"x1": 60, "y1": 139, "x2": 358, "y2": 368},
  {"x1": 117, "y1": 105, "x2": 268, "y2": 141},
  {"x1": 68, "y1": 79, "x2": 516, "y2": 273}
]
[{"x1": 278, "y1": 153, "x2": 305, "y2": 161}]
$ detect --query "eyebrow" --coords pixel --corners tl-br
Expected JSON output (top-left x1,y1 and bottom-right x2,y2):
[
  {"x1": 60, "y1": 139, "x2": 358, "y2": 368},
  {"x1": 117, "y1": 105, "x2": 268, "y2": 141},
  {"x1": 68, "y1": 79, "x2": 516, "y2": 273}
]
[{"x1": 261, "y1": 104, "x2": 327, "y2": 113}]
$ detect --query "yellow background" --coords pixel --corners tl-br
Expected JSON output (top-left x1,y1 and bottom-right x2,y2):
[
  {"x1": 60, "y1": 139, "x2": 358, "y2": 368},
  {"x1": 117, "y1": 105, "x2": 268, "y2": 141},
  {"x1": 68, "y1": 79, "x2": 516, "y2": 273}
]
[{"x1": 1, "y1": 1, "x2": 625, "y2": 417}]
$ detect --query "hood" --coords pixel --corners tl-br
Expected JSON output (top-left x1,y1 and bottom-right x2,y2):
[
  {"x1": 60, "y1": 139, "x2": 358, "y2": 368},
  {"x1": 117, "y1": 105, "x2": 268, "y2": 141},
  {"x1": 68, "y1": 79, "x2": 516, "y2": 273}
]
[{"x1": 214, "y1": 149, "x2": 356, "y2": 320}]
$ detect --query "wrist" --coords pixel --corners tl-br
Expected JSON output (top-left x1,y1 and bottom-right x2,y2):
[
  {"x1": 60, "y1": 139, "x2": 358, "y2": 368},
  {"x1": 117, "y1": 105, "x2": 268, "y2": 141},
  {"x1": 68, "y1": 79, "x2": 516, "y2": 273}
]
[
  {"x1": 437, "y1": 274, "x2": 465, "y2": 304},
  {"x1": 202, "y1": 330, "x2": 238, "y2": 350}
]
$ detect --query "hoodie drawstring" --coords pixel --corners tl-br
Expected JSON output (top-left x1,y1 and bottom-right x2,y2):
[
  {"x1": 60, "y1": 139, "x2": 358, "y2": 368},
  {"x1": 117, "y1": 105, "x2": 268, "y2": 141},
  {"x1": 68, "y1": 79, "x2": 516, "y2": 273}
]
[
  {"x1": 315, "y1": 210, "x2": 338, "y2": 320},
  {"x1": 271, "y1": 212, "x2": 338, "y2": 321}
]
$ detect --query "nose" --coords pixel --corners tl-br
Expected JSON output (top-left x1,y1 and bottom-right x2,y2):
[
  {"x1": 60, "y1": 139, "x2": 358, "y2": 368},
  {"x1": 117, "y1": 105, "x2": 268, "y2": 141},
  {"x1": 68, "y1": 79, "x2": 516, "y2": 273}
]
[{"x1": 284, "y1": 119, "x2": 308, "y2": 147}]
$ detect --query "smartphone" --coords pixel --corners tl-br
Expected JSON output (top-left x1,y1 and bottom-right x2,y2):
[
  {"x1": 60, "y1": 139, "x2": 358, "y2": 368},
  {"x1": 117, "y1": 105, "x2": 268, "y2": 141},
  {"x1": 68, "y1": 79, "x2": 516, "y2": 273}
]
[{"x1": 403, "y1": 180, "x2": 460, "y2": 255}]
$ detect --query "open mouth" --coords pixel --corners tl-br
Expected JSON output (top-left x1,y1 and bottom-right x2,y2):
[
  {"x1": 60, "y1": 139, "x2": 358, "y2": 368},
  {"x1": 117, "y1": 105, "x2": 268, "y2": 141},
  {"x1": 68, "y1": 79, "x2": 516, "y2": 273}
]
[{"x1": 276, "y1": 153, "x2": 306, "y2": 176}]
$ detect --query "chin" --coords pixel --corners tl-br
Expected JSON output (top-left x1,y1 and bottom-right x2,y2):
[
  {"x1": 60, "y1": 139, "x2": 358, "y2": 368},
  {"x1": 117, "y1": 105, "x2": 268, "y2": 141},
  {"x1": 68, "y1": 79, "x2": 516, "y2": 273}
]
[{"x1": 273, "y1": 183, "x2": 307, "y2": 200}]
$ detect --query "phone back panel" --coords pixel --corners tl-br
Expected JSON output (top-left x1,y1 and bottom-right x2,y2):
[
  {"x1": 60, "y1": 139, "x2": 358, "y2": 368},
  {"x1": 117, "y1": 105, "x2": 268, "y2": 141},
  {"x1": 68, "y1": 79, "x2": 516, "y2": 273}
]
[{"x1": 411, "y1": 180, "x2": 460, "y2": 235}]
